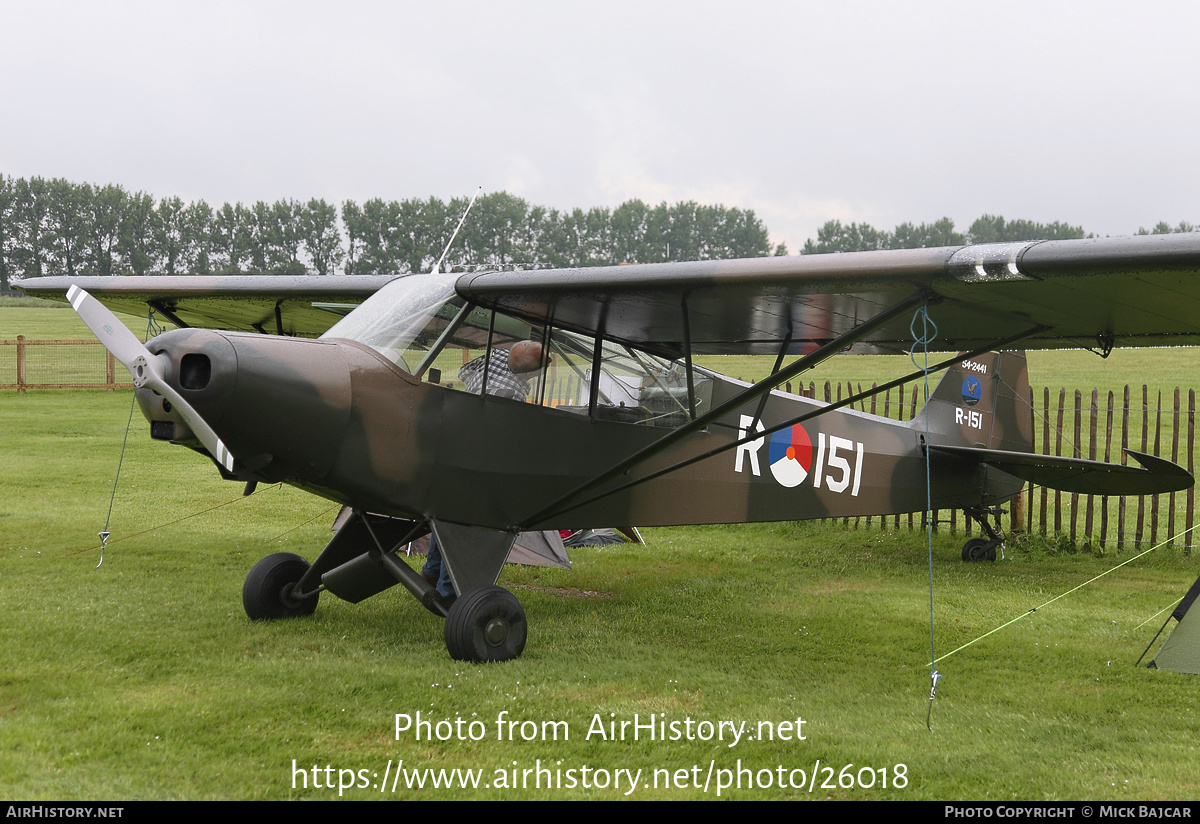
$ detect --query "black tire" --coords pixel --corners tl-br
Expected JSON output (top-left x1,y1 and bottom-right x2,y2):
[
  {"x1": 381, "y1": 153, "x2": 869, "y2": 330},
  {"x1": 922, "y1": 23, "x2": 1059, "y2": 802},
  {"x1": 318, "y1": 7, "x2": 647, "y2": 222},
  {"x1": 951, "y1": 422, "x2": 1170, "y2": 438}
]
[
  {"x1": 243, "y1": 552, "x2": 319, "y2": 620},
  {"x1": 443, "y1": 585, "x2": 527, "y2": 662},
  {"x1": 962, "y1": 537, "x2": 997, "y2": 563}
]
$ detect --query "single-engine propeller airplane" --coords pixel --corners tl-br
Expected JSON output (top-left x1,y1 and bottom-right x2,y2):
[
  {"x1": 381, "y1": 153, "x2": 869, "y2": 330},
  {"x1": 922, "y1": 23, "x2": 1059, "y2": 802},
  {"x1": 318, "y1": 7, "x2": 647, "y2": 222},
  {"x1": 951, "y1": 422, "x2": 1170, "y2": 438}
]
[{"x1": 18, "y1": 233, "x2": 1200, "y2": 662}]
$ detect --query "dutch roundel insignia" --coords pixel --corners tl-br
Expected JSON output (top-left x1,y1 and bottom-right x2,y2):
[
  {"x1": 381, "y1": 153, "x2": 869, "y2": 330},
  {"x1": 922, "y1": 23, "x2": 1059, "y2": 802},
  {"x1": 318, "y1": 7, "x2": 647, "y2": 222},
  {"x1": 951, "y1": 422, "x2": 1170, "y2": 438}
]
[{"x1": 768, "y1": 424, "x2": 814, "y2": 488}]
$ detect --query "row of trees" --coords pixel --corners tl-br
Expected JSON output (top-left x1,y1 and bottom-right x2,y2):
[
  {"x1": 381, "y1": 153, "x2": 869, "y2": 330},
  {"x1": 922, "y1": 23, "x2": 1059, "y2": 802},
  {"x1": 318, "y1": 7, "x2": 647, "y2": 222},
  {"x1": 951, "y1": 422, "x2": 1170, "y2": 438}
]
[
  {"x1": 800, "y1": 214, "x2": 1200, "y2": 255},
  {"x1": 343, "y1": 194, "x2": 785, "y2": 275},
  {"x1": 0, "y1": 177, "x2": 782, "y2": 292},
  {"x1": 3, "y1": 175, "x2": 1196, "y2": 293},
  {"x1": 800, "y1": 215, "x2": 1089, "y2": 254},
  {"x1": 0, "y1": 177, "x2": 348, "y2": 292}
]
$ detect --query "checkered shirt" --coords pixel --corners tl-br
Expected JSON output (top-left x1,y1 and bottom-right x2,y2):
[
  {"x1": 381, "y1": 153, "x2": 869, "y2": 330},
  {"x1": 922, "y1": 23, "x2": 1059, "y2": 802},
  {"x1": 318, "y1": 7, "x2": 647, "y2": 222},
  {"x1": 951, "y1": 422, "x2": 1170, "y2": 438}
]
[{"x1": 459, "y1": 350, "x2": 531, "y2": 401}]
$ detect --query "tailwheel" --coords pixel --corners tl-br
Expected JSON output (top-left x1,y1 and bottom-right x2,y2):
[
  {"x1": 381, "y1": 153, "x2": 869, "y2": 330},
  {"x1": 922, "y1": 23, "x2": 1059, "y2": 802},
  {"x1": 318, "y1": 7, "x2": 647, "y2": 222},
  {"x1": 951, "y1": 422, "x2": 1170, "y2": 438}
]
[
  {"x1": 444, "y1": 585, "x2": 527, "y2": 662},
  {"x1": 243, "y1": 552, "x2": 319, "y2": 619},
  {"x1": 961, "y1": 537, "x2": 998, "y2": 563}
]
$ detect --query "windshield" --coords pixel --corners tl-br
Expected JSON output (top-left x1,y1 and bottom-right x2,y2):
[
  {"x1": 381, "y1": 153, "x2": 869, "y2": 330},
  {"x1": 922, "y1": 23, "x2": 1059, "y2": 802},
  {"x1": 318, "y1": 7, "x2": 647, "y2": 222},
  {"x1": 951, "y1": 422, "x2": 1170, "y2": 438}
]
[{"x1": 321, "y1": 274, "x2": 459, "y2": 371}]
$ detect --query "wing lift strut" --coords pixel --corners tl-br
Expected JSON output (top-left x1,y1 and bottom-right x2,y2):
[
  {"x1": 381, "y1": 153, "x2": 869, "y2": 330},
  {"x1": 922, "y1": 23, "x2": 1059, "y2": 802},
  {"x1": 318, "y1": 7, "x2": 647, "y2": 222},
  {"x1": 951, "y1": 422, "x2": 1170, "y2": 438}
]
[{"x1": 521, "y1": 288, "x2": 1048, "y2": 527}]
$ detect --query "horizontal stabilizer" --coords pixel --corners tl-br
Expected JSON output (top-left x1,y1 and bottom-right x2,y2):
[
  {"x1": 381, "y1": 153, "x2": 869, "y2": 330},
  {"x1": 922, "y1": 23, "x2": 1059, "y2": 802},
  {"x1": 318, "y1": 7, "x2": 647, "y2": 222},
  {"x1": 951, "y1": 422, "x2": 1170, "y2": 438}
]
[{"x1": 928, "y1": 445, "x2": 1193, "y2": 495}]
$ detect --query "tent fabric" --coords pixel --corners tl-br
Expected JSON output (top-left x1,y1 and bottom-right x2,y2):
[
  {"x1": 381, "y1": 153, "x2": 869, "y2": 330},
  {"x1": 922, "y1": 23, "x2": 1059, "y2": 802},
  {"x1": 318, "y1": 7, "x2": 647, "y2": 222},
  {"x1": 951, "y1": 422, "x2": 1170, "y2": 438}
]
[
  {"x1": 330, "y1": 508, "x2": 572, "y2": 569},
  {"x1": 1171, "y1": 574, "x2": 1200, "y2": 621},
  {"x1": 1151, "y1": 573, "x2": 1200, "y2": 674},
  {"x1": 406, "y1": 530, "x2": 571, "y2": 569}
]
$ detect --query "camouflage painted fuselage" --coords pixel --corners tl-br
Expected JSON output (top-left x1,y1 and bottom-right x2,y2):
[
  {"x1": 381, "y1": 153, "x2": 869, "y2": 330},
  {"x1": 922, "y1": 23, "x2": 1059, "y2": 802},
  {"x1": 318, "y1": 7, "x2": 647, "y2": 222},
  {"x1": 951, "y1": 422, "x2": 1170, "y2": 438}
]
[{"x1": 138, "y1": 328, "x2": 1030, "y2": 531}]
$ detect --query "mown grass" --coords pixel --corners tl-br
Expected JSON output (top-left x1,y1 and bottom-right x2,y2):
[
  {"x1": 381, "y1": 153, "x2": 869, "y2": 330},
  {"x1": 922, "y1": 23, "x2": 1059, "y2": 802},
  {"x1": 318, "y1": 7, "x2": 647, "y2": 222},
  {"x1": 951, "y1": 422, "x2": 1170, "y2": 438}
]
[
  {"x1": 0, "y1": 295, "x2": 60, "y2": 308},
  {"x1": 1, "y1": 305, "x2": 146, "y2": 341},
  {"x1": 2, "y1": 390, "x2": 1199, "y2": 800}
]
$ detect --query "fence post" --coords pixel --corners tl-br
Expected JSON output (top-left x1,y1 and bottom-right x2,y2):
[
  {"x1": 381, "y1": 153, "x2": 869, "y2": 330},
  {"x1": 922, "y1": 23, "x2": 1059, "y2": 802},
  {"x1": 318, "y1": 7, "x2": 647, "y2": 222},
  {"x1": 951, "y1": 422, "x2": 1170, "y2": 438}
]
[
  {"x1": 1085, "y1": 388, "x2": 1097, "y2": 543},
  {"x1": 1055, "y1": 388, "x2": 1065, "y2": 535},
  {"x1": 1012, "y1": 482, "x2": 1025, "y2": 537},
  {"x1": 1137, "y1": 386, "x2": 1148, "y2": 547},
  {"x1": 16, "y1": 335, "x2": 25, "y2": 393},
  {"x1": 1040, "y1": 387, "x2": 1049, "y2": 537},
  {"x1": 106, "y1": 350, "x2": 116, "y2": 391},
  {"x1": 1101, "y1": 390, "x2": 1114, "y2": 549},
  {"x1": 1150, "y1": 391, "x2": 1162, "y2": 546},
  {"x1": 1071, "y1": 389, "x2": 1081, "y2": 545},
  {"x1": 1169, "y1": 388, "x2": 1180, "y2": 547},
  {"x1": 1026, "y1": 384, "x2": 1035, "y2": 536},
  {"x1": 1119, "y1": 385, "x2": 1130, "y2": 552},
  {"x1": 1189, "y1": 390, "x2": 1196, "y2": 553}
]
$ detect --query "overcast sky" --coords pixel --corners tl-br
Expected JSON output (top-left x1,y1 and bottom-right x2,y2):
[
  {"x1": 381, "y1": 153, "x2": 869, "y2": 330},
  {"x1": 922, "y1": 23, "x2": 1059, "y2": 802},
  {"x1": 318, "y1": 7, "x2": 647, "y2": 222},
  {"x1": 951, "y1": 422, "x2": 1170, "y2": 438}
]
[{"x1": 4, "y1": 0, "x2": 1198, "y2": 252}]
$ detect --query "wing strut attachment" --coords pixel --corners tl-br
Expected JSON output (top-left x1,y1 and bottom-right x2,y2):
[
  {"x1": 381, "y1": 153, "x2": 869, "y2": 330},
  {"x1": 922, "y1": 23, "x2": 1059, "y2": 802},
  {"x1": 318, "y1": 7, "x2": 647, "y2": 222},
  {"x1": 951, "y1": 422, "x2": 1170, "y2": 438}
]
[
  {"x1": 147, "y1": 299, "x2": 189, "y2": 329},
  {"x1": 587, "y1": 302, "x2": 610, "y2": 420},
  {"x1": 520, "y1": 288, "x2": 937, "y2": 527},
  {"x1": 750, "y1": 331, "x2": 793, "y2": 434},
  {"x1": 681, "y1": 297, "x2": 697, "y2": 420}
]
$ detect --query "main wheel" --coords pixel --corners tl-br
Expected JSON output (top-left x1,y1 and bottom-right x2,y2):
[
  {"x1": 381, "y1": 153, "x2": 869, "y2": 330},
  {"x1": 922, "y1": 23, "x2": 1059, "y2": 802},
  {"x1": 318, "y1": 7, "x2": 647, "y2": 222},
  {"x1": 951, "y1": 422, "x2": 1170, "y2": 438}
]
[
  {"x1": 243, "y1": 552, "x2": 319, "y2": 620},
  {"x1": 961, "y1": 537, "x2": 997, "y2": 563},
  {"x1": 444, "y1": 585, "x2": 527, "y2": 662}
]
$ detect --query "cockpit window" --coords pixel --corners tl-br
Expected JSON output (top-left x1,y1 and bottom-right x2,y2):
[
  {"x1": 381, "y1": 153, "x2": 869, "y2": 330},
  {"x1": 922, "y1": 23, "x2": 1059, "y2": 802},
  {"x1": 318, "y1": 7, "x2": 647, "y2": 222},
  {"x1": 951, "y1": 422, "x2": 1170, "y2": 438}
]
[
  {"x1": 538, "y1": 328, "x2": 710, "y2": 427},
  {"x1": 323, "y1": 272, "x2": 711, "y2": 426}
]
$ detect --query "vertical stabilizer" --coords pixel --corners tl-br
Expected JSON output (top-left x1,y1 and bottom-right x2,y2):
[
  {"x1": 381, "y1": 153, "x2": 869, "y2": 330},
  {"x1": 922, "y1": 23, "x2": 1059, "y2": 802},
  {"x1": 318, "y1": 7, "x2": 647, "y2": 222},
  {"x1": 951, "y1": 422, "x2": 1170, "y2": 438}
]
[{"x1": 917, "y1": 350, "x2": 1033, "y2": 452}]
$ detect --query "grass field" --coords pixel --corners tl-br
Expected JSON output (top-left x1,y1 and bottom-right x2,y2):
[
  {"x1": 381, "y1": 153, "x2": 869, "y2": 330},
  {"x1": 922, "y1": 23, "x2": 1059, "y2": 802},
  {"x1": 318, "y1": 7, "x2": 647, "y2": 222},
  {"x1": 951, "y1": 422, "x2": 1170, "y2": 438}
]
[
  {"x1": 2, "y1": 387, "x2": 1199, "y2": 800},
  {"x1": 0, "y1": 303, "x2": 148, "y2": 341}
]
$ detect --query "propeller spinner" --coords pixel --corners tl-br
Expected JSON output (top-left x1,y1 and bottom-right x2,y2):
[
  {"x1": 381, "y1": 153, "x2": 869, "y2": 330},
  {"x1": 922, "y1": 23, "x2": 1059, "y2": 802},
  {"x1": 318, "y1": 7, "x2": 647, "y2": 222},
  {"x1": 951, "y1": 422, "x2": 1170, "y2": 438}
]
[{"x1": 67, "y1": 285, "x2": 235, "y2": 472}]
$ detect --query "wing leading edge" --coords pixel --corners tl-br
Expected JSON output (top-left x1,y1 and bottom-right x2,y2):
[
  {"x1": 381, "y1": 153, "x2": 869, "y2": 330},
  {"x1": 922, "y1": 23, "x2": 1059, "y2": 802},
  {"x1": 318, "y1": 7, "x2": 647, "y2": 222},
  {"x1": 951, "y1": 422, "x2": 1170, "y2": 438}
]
[
  {"x1": 457, "y1": 233, "x2": 1200, "y2": 355},
  {"x1": 15, "y1": 275, "x2": 396, "y2": 337},
  {"x1": 15, "y1": 233, "x2": 1200, "y2": 353}
]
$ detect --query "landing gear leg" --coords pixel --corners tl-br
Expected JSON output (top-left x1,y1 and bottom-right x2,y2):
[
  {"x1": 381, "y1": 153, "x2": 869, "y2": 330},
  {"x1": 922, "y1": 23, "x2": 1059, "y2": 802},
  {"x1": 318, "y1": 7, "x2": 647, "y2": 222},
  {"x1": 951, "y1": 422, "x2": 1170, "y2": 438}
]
[
  {"x1": 961, "y1": 505, "x2": 1006, "y2": 562},
  {"x1": 429, "y1": 520, "x2": 525, "y2": 661}
]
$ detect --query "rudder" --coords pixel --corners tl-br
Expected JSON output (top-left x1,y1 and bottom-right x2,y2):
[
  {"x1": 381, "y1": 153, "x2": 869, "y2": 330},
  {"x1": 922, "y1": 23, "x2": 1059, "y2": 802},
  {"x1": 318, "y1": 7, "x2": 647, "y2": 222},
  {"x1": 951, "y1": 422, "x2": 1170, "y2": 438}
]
[{"x1": 917, "y1": 350, "x2": 1033, "y2": 452}]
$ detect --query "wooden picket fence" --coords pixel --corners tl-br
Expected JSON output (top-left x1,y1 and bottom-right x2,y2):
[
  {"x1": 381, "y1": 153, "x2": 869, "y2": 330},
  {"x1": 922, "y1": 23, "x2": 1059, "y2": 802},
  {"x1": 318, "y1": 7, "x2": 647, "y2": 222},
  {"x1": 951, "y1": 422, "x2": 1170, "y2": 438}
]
[{"x1": 786, "y1": 379, "x2": 1196, "y2": 552}]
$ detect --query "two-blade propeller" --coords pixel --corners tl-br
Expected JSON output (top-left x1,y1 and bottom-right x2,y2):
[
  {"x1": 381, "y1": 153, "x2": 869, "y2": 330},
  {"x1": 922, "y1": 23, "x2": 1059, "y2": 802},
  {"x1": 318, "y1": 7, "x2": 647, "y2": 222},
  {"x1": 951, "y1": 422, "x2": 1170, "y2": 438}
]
[{"x1": 67, "y1": 285, "x2": 235, "y2": 472}]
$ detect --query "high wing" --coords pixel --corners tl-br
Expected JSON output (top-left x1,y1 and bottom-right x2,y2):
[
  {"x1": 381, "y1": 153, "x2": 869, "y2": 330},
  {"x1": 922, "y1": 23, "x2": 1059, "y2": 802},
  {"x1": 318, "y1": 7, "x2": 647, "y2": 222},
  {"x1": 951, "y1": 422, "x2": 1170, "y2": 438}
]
[
  {"x1": 15, "y1": 275, "x2": 395, "y2": 337},
  {"x1": 16, "y1": 233, "x2": 1200, "y2": 353},
  {"x1": 457, "y1": 233, "x2": 1200, "y2": 355}
]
